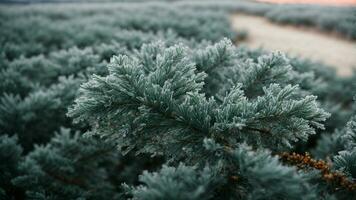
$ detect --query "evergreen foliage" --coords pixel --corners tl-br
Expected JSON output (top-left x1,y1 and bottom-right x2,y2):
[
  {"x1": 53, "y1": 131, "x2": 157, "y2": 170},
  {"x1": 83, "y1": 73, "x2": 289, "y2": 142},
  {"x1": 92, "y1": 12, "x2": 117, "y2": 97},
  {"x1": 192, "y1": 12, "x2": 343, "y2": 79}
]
[
  {"x1": 126, "y1": 164, "x2": 220, "y2": 200},
  {"x1": 0, "y1": 2, "x2": 355, "y2": 199},
  {"x1": 0, "y1": 5, "x2": 234, "y2": 60},
  {"x1": 315, "y1": 116, "x2": 356, "y2": 179},
  {"x1": 0, "y1": 77, "x2": 82, "y2": 151},
  {"x1": 12, "y1": 128, "x2": 120, "y2": 200},
  {"x1": 0, "y1": 135, "x2": 23, "y2": 199},
  {"x1": 69, "y1": 39, "x2": 355, "y2": 199},
  {"x1": 69, "y1": 40, "x2": 329, "y2": 155}
]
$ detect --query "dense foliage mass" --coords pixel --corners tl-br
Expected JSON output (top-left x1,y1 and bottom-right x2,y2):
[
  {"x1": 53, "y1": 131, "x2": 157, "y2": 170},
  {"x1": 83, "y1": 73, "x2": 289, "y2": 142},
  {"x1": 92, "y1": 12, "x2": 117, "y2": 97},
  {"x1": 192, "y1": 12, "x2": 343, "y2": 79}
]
[{"x1": 0, "y1": 1, "x2": 355, "y2": 200}]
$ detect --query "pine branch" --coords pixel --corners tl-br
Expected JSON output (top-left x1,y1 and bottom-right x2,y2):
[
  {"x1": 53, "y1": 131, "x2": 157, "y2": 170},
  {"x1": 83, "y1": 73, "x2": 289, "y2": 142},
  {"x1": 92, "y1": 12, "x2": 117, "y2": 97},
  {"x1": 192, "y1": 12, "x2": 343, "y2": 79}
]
[
  {"x1": 245, "y1": 127, "x2": 272, "y2": 135},
  {"x1": 280, "y1": 152, "x2": 356, "y2": 191},
  {"x1": 77, "y1": 148, "x2": 115, "y2": 163},
  {"x1": 41, "y1": 168, "x2": 87, "y2": 189}
]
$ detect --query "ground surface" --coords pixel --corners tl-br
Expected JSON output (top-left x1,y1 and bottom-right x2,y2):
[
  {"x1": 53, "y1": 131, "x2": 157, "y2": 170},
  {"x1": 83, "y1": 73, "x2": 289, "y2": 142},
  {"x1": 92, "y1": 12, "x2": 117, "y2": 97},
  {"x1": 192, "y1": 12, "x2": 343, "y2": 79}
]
[{"x1": 231, "y1": 14, "x2": 356, "y2": 76}]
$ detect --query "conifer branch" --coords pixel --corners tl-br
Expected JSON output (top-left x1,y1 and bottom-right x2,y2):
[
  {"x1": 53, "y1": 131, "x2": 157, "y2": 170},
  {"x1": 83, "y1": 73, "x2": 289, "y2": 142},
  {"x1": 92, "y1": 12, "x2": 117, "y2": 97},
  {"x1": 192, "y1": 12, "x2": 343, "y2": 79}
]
[
  {"x1": 280, "y1": 152, "x2": 356, "y2": 191},
  {"x1": 42, "y1": 168, "x2": 87, "y2": 188}
]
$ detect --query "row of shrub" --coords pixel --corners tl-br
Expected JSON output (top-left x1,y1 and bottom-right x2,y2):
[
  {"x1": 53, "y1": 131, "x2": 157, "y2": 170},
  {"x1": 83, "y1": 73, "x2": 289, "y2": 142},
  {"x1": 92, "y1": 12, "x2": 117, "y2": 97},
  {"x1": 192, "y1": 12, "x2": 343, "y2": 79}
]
[
  {"x1": 0, "y1": 2, "x2": 355, "y2": 199},
  {"x1": 2, "y1": 0, "x2": 355, "y2": 39},
  {"x1": 0, "y1": 4, "x2": 235, "y2": 199},
  {"x1": 180, "y1": 0, "x2": 356, "y2": 40},
  {"x1": 0, "y1": 3, "x2": 235, "y2": 60}
]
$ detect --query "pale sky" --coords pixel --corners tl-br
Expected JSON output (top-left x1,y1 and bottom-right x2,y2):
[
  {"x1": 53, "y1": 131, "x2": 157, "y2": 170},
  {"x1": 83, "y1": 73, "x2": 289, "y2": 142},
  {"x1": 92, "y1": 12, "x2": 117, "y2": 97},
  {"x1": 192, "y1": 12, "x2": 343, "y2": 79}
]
[{"x1": 257, "y1": 0, "x2": 356, "y2": 6}]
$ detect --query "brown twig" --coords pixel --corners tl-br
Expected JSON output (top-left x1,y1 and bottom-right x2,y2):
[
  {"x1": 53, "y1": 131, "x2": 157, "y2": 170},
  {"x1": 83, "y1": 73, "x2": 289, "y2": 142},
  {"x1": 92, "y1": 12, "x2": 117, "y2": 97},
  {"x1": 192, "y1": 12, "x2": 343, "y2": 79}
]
[
  {"x1": 42, "y1": 168, "x2": 87, "y2": 188},
  {"x1": 279, "y1": 152, "x2": 356, "y2": 191}
]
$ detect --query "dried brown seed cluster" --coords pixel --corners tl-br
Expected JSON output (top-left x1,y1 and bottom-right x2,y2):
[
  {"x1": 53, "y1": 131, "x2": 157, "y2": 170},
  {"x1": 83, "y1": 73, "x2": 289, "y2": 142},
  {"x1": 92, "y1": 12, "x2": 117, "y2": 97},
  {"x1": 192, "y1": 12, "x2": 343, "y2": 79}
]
[{"x1": 279, "y1": 152, "x2": 356, "y2": 191}]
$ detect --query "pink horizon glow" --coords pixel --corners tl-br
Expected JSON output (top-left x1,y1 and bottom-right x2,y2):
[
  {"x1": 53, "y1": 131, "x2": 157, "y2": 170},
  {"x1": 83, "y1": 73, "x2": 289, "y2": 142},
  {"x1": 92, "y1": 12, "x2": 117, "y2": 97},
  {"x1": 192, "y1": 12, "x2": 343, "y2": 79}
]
[{"x1": 257, "y1": 0, "x2": 356, "y2": 6}]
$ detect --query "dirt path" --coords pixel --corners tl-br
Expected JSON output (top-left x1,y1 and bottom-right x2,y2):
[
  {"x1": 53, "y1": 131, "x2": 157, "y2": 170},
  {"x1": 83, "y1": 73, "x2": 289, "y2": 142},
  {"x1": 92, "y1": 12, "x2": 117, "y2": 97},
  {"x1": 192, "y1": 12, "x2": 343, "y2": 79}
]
[{"x1": 231, "y1": 14, "x2": 356, "y2": 76}]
